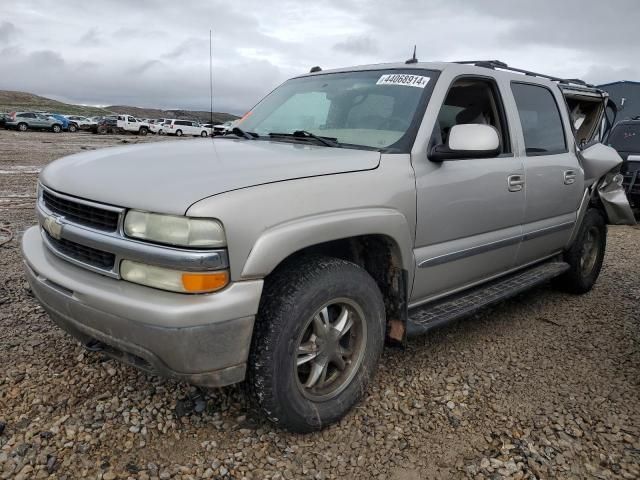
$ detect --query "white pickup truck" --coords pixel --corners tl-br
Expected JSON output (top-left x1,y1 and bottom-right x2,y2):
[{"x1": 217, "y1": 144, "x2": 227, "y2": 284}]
[{"x1": 116, "y1": 115, "x2": 149, "y2": 136}]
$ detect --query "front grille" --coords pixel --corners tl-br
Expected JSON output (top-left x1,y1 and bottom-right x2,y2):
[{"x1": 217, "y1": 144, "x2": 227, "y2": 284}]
[
  {"x1": 45, "y1": 232, "x2": 116, "y2": 270},
  {"x1": 43, "y1": 189, "x2": 119, "y2": 232}
]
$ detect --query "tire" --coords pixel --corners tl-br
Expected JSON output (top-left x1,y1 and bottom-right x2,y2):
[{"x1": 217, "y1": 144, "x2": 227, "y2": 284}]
[
  {"x1": 52, "y1": 124, "x2": 62, "y2": 133},
  {"x1": 248, "y1": 255, "x2": 386, "y2": 433},
  {"x1": 555, "y1": 208, "x2": 606, "y2": 294},
  {"x1": 18, "y1": 123, "x2": 28, "y2": 132},
  {"x1": 138, "y1": 127, "x2": 148, "y2": 136},
  {"x1": 175, "y1": 129, "x2": 183, "y2": 137},
  {"x1": 201, "y1": 131, "x2": 208, "y2": 137},
  {"x1": 68, "y1": 123, "x2": 78, "y2": 133}
]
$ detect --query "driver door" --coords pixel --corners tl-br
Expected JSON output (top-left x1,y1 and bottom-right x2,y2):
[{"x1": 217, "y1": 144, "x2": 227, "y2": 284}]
[{"x1": 411, "y1": 76, "x2": 525, "y2": 302}]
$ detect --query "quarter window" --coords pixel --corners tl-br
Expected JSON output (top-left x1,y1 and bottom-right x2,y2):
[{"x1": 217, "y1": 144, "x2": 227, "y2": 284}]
[{"x1": 511, "y1": 83, "x2": 567, "y2": 155}]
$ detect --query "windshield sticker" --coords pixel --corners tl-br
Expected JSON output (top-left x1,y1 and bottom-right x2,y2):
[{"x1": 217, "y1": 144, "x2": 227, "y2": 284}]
[{"x1": 376, "y1": 74, "x2": 430, "y2": 88}]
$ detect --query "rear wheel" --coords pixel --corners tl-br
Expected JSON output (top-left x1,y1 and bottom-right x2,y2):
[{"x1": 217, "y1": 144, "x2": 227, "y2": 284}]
[
  {"x1": 18, "y1": 123, "x2": 28, "y2": 132},
  {"x1": 248, "y1": 256, "x2": 386, "y2": 432},
  {"x1": 52, "y1": 124, "x2": 62, "y2": 133},
  {"x1": 554, "y1": 208, "x2": 606, "y2": 294},
  {"x1": 175, "y1": 129, "x2": 183, "y2": 137}
]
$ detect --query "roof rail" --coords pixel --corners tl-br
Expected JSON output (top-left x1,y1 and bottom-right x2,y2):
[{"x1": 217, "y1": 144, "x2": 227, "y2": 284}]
[{"x1": 454, "y1": 60, "x2": 595, "y2": 88}]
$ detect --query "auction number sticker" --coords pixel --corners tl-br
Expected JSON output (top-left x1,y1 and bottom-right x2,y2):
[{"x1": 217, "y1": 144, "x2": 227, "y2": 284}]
[{"x1": 376, "y1": 74, "x2": 430, "y2": 88}]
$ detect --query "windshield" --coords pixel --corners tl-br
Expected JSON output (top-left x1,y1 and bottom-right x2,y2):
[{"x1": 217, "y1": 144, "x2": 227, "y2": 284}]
[{"x1": 237, "y1": 69, "x2": 437, "y2": 151}]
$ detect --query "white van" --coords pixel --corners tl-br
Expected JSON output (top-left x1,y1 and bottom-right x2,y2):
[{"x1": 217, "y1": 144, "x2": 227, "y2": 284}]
[{"x1": 163, "y1": 119, "x2": 209, "y2": 137}]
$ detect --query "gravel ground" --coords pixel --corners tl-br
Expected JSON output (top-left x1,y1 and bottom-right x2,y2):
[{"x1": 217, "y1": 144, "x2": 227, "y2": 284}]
[{"x1": 0, "y1": 129, "x2": 639, "y2": 480}]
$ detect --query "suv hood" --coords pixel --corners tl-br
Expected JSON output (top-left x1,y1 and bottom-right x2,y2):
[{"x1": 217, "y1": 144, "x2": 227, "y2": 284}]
[{"x1": 41, "y1": 139, "x2": 381, "y2": 215}]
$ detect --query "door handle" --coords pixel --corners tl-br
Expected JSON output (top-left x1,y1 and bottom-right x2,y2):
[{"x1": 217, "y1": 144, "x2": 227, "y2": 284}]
[
  {"x1": 563, "y1": 170, "x2": 577, "y2": 185},
  {"x1": 507, "y1": 174, "x2": 525, "y2": 192}
]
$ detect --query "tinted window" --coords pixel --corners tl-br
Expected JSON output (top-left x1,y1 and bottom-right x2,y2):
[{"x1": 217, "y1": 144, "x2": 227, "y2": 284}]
[
  {"x1": 608, "y1": 123, "x2": 640, "y2": 152},
  {"x1": 433, "y1": 78, "x2": 511, "y2": 154},
  {"x1": 511, "y1": 83, "x2": 566, "y2": 155},
  {"x1": 128, "y1": 116, "x2": 136, "y2": 122}
]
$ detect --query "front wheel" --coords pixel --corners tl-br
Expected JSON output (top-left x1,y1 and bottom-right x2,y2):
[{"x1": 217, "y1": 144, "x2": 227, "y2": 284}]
[
  {"x1": 201, "y1": 131, "x2": 208, "y2": 137},
  {"x1": 138, "y1": 127, "x2": 148, "y2": 136},
  {"x1": 175, "y1": 129, "x2": 183, "y2": 137},
  {"x1": 68, "y1": 123, "x2": 78, "y2": 133},
  {"x1": 18, "y1": 123, "x2": 28, "y2": 132},
  {"x1": 554, "y1": 208, "x2": 606, "y2": 294},
  {"x1": 248, "y1": 256, "x2": 385, "y2": 433},
  {"x1": 52, "y1": 124, "x2": 62, "y2": 133}
]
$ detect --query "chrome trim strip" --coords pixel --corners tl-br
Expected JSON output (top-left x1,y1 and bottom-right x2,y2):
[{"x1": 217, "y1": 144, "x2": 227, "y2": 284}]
[
  {"x1": 418, "y1": 221, "x2": 575, "y2": 269},
  {"x1": 40, "y1": 228, "x2": 120, "y2": 279},
  {"x1": 522, "y1": 221, "x2": 575, "y2": 242},
  {"x1": 418, "y1": 234, "x2": 521, "y2": 268}
]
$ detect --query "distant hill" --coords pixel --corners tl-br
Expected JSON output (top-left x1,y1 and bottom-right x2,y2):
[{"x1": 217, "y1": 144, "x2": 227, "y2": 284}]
[{"x1": 0, "y1": 90, "x2": 238, "y2": 124}]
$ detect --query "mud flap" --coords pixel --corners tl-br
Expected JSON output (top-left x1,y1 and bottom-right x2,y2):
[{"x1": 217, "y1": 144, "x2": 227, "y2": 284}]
[{"x1": 597, "y1": 172, "x2": 637, "y2": 225}]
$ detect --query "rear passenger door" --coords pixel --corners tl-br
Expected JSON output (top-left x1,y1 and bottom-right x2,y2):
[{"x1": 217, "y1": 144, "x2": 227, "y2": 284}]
[{"x1": 510, "y1": 82, "x2": 584, "y2": 266}]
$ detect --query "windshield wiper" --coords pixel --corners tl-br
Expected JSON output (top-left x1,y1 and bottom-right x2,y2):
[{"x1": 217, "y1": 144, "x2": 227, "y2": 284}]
[
  {"x1": 225, "y1": 127, "x2": 259, "y2": 139},
  {"x1": 268, "y1": 130, "x2": 340, "y2": 148}
]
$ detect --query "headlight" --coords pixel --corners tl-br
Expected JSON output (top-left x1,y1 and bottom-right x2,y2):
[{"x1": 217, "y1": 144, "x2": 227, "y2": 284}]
[
  {"x1": 120, "y1": 260, "x2": 229, "y2": 293},
  {"x1": 124, "y1": 211, "x2": 225, "y2": 248}
]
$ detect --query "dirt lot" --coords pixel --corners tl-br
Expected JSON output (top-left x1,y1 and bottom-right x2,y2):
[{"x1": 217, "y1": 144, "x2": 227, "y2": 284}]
[{"x1": 0, "y1": 129, "x2": 639, "y2": 480}]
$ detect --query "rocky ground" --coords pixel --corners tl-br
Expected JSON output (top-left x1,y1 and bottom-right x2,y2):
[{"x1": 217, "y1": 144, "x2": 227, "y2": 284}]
[{"x1": 0, "y1": 129, "x2": 639, "y2": 479}]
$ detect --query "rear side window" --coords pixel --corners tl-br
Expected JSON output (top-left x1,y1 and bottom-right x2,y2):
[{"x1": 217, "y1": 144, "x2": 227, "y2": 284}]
[{"x1": 511, "y1": 83, "x2": 567, "y2": 156}]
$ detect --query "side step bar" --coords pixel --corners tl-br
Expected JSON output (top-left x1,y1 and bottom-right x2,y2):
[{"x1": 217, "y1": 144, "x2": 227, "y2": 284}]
[{"x1": 406, "y1": 261, "x2": 570, "y2": 337}]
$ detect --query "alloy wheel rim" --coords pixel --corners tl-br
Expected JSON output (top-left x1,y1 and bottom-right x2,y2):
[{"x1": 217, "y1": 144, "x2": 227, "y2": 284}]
[
  {"x1": 580, "y1": 226, "x2": 600, "y2": 275},
  {"x1": 294, "y1": 298, "x2": 367, "y2": 401}
]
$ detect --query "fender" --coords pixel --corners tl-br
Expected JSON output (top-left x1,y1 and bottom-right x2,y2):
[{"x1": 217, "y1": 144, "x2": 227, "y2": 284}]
[{"x1": 240, "y1": 208, "x2": 414, "y2": 279}]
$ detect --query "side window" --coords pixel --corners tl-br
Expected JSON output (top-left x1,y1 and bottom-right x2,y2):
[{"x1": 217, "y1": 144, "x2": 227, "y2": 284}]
[
  {"x1": 118, "y1": 116, "x2": 124, "y2": 121},
  {"x1": 128, "y1": 116, "x2": 136, "y2": 122},
  {"x1": 433, "y1": 78, "x2": 510, "y2": 154},
  {"x1": 23, "y1": 113, "x2": 36, "y2": 118},
  {"x1": 511, "y1": 83, "x2": 567, "y2": 155}
]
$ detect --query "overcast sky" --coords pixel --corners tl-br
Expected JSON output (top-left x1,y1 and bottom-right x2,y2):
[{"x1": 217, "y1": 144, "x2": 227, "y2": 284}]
[{"x1": 1, "y1": 0, "x2": 638, "y2": 115}]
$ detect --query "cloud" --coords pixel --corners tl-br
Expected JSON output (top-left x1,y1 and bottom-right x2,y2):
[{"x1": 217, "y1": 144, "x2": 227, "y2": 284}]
[
  {"x1": 0, "y1": 0, "x2": 638, "y2": 114},
  {"x1": 333, "y1": 36, "x2": 379, "y2": 55},
  {"x1": 0, "y1": 21, "x2": 18, "y2": 44}
]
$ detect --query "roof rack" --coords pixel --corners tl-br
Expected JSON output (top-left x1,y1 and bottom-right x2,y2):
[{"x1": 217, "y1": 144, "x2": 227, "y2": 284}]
[{"x1": 455, "y1": 60, "x2": 595, "y2": 89}]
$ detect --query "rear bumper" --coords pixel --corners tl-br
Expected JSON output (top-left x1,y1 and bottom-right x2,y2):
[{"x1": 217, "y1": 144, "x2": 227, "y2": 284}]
[{"x1": 22, "y1": 226, "x2": 263, "y2": 387}]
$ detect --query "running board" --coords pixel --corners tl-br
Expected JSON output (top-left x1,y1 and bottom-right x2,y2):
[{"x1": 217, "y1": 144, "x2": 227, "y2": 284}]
[{"x1": 406, "y1": 261, "x2": 570, "y2": 336}]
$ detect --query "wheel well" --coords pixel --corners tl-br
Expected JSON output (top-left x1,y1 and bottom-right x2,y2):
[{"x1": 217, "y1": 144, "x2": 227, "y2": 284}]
[{"x1": 268, "y1": 235, "x2": 408, "y2": 345}]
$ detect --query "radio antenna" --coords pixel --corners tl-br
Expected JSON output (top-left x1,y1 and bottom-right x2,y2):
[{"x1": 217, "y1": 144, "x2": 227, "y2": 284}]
[{"x1": 209, "y1": 29, "x2": 214, "y2": 129}]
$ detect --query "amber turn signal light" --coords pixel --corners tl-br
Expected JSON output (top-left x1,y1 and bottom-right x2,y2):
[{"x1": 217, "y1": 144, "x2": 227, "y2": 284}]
[{"x1": 181, "y1": 271, "x2": 229, "y2": 293}]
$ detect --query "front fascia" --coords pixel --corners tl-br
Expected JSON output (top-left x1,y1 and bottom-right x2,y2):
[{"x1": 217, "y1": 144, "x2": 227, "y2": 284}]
[{"x1": 186, "y1": 154, "x2": 417, "y2": 288}]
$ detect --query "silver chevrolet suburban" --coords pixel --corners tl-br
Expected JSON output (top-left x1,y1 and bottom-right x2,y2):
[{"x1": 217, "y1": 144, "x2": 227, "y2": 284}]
[{"x1": 22, "y1": 60, "x2": 635, "y2": 432}]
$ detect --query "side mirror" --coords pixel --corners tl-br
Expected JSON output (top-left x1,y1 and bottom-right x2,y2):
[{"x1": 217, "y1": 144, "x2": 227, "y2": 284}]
[{"x1": 430, "y1": 124, "x2": 500, "y2": 161}]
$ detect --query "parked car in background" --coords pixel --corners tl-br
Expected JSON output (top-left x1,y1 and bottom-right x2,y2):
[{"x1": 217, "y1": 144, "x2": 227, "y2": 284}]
[
  {"x1": 116, "y1": 115, "x2": 149, "y2": 135},
  {"x1": 65, "y1": 115, "x2": 95, "y2": 130},
  {"x1": 90, "y1": 116, "x2": 119, "y2": 134},
  {"x1": 6, "y1": 112, "x2": 64, "y2": 132},
  {"x1": 608, "y1": 117, "x2": 640, "y2": 214},
  {"x1": 217, "y1": 120, "x2": 237, "y2": 135},
  {"x1": 149, "y1": 118, "x2": 167, "y2": 134},
  {"x1": 201, "y1": 123, "x2": 216, "y2": 136},
  {"x1": 42, "y1": 113, "x2": 75, "y2": 132},
  {"x1": 163, "y1": 119, "x2": 209, "y2": 137},
  {"x1": 0, "y1": 113, "x2": 8, "y2": 129}
]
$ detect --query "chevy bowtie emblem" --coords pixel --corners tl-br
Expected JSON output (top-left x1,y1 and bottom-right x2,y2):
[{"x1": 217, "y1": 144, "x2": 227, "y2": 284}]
[{"x1": 43, "y1": 215, "x2": 64, "y2": 240}]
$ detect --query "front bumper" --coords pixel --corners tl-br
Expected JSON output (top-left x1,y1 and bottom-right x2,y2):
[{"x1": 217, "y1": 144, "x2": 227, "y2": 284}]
[{"x1": 22, "y1": 226, "x2": 264, "y2": 387}]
